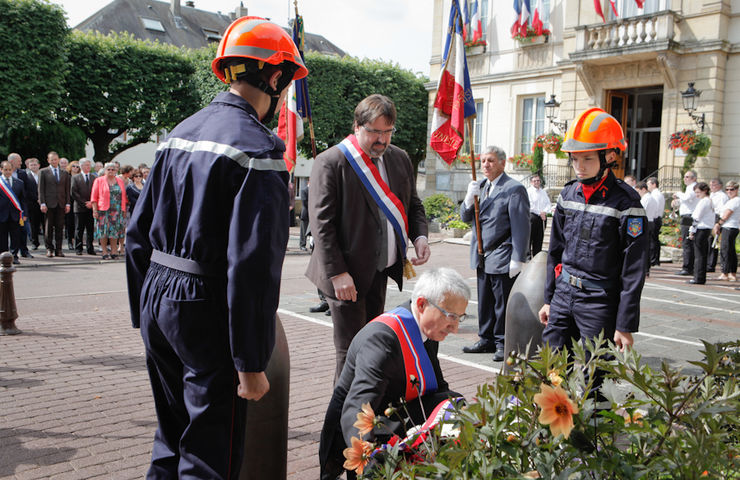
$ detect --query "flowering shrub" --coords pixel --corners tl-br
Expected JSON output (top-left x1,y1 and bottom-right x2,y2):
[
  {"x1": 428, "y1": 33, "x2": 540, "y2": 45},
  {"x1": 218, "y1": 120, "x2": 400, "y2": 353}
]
[
  {"x1": 509, "y1": 152, "x2": 533, "y2": 169},
  {"x1": 455, "y1": 153, "x2": 480, "y2": 165},
  {"x1": 668, "y1": 129, "x2": 712, "y2": 157},
  {"x1": 513, "y1": 25, "x2": 551, "y2": 42},
  {"x1": 464, "y1": 39, "x2": 487, "y2": 48},
  {"x1": 353, "y1": 338, "x2": 740, "y2": 479},
  {"x1": 534, "y1": 132, "x2": 564, "y2": 155}
]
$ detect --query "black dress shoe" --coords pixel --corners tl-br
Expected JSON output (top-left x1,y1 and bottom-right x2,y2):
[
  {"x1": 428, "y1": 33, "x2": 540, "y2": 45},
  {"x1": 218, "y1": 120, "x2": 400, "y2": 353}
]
[
  {"x1": 21, "y1": 252, "x2": 33, "y2": 258},
  {"x1": 325, "y1": 309, "x2": 332, "y2": 316},
  {"x1": 309, "y1": 301, "x2": 330, "y2": 313},
  {"x1": 87, "y1": 251, "x2": 97, "y2": 256},
  {"x1": 687, "y1": 279, "x2": 705, "y2": 285},
  {"x1": 76, "y1": 251, "x2": 83, "y2": 255},
  {"x1": 55, "y1": 251, "x2": 65, "y2": 257},
  {"x1": 12, "y1": 257, "x2": 20, "y2": 265},
  {"x1": 677, "y1": 270, "x2": 692, "y2": 276},
  {"x1": 492, "y1": 349, "x2": 505, "y2": 362},
  {"x1": 462, "y1": 340, "x2": 496, "y2": 354},
  {"x1": 706, "y1": 268, "x2": 715, "y2": 273}
]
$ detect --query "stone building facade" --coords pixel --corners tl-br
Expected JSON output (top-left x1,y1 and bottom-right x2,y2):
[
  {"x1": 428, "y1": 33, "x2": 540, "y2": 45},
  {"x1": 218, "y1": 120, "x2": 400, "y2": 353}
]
[{"x1": 421, "y1": 0, "x2": 739, "y2": 201}]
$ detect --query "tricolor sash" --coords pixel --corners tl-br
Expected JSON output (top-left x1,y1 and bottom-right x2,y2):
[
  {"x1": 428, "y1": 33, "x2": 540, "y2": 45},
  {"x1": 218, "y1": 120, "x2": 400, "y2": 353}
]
[
  {"x1": 338, "y1": 135, "x2": 410, "y2": 257},
  {"x1": 373, "y1": 307, "x2": 438, "y2": 401},
  {"x1": 0, "y1": 178, "x2": 23, "y2": 225}
]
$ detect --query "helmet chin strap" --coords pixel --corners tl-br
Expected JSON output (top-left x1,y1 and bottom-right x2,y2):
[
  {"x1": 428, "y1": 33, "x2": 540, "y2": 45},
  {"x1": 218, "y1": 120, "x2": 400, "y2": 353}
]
[{"x1": 575, "y1": 150, "x2": 617, "y2": 185}]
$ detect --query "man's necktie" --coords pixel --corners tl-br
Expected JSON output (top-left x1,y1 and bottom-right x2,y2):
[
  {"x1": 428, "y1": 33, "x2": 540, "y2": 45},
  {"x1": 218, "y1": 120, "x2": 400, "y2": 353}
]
[
  {"x1": 54, "y1": 168, "x2": 59, "y2": 182},
  {"x1": 85, "y1": 174, "x2": 89, "y2": 186},
  {"x1": 372, "y1": 157, "x2": 388, "y2": 271}
]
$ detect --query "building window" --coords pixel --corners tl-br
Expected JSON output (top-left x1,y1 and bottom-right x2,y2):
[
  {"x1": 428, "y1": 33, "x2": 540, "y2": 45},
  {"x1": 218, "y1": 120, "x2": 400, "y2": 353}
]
[
  {"x1": 540, "y1": 0, "x2": 551, "y2": 28},
  {"x1": 611, "y1": 0, "x2": 670, "y2": 19},
  {"x1": 474, "y1": 101, "x2": 483, "y2": 155},
  {"x1": 203, "y1": 28, "x2": 222, "y2": 43},
  {"x1": 519, "y1": 96, "x2": 545, "y2": 155},
  {"x1": 141, "y1": 17, "x2": 165, "y2": 32},
  {"x1": 480, "y1": 0, "x2": 488, "y2": 37}
]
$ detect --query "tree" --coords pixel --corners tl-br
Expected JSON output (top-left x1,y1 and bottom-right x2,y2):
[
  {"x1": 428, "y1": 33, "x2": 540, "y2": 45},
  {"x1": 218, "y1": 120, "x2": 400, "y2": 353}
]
[
  {"x1": 0, "y1": 0, "x2": 68, "y2": 153},
  {"x1": 60, "y1": 31, "x2": 200, "y2": 164},
  {"x1": 7, "y1": 123, "x2": 86, "y2": 165}
]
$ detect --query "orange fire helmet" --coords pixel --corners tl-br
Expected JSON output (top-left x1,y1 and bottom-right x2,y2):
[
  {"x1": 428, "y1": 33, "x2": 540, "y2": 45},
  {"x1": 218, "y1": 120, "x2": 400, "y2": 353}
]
[
  {"x1": 211, "y1": 16, "x2": 308, "y2": 84},
  {"x1": 561, "y1": 108, "x2": 627, "y2": 153}
]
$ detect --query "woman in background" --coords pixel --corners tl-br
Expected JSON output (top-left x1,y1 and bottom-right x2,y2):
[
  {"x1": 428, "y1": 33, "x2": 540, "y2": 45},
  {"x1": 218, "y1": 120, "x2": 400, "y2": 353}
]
[{"x1": 90, "y1": 162, "x2": 128, "y2": 259}]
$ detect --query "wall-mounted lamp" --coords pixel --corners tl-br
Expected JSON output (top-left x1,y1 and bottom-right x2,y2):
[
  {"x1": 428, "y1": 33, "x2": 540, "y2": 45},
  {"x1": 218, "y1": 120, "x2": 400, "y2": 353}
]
[
  {"x1": 680, "y1": 82, "x2": 705, "y2": 132},
  {"x1": 544, "y1": 94, "x2": 568, "y2": 133}
]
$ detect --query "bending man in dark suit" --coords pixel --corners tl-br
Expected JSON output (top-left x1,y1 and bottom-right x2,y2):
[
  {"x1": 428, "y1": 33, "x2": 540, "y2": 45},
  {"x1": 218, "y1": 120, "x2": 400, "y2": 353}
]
[
  {"x1": 70, "y1": 158, "x2": 97, "y2": 255},
  {"x1": 0, "y1": 161, "x2": 26, "y2": 264},
  {"x1": 461, "y1": 146, "x2": 530, "y2": 362},
  {"x1": 319, "y1": 267, "x2": 470, "y2": 480},
  {"x1": 38, "y1": 151, "x2": 71, "y2": 257},
  {"x1": 306, "y1": 94, "x2": 430, "y2": 380}
]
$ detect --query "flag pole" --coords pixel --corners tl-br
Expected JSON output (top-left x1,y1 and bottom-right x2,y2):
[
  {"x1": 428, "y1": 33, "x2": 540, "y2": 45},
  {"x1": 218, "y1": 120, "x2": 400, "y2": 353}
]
[
  {"x1": 466, "y1": 118, "x2": 484, "y2": 258},
  {"x1": 294, "y1": 0, "x2": 317, "y2": 160}
]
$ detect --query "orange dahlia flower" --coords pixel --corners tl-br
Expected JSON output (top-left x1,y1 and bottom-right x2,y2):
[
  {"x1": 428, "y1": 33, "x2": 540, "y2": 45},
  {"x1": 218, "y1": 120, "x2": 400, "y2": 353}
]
[
  {"x1": 547, "y1": 369, "x2": 564, "y2": 387},
  {"x1": 533, "y1": 383, "x2": 579, "y2": 439},
  {"x1": 343, "y1": 436, "x2": 373, "y2": 475},
  {"x1": 353, "y1": 402, "x2": 376, "y2": 437}
]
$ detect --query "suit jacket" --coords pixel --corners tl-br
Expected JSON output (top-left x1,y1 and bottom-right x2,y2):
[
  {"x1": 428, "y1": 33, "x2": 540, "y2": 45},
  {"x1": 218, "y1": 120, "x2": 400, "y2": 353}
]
[
  {"x1": 24, "y1": 169, "x2": 39, "y2": 205},
  {"x1": 70, "y1": 172, "x2": 97, "y2": 213},
  {"x1": 306, "y1": 143, "x2": 427, "y2": 297},
  {"x1": 460, "y1": 172, "x2": 530, "y2": 274},
  {"x1": 318, "y1": 303, "x2": 452, "y2": 477},
  {"x1": 38, "y1": 166, "x2": 70, "y2": 209},
  {"x1": 0, "y1": 176, "x2": 26, "y2": 223}
]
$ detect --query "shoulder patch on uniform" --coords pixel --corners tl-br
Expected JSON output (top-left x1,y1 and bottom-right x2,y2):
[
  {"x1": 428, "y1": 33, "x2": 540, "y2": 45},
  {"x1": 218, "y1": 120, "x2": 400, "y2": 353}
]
[{"x1": 627, "y1": 217, "x2": 643, "y2": 238}]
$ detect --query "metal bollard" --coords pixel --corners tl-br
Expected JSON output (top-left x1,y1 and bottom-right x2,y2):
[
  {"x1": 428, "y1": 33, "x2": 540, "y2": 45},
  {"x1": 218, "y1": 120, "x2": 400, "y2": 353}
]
[
  {"x1": 503, "y1": 251, "x2": 547, "y2": 371},
  {"x1": 0, "y1": 251, "x2": 21, "y2": 335},
  {"x1": 240, "y1": 313, "x2": 290, "y2": 479}
]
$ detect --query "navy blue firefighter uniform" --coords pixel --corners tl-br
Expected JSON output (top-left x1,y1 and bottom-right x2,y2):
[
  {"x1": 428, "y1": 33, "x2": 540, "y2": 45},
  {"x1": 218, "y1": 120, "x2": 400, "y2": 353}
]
[
  {"x1": 543, "y1": 169, "x2": 649, "y2": 350},
  {"x1": 126, "y1": 91, "x2": 289, "y2": 479}
]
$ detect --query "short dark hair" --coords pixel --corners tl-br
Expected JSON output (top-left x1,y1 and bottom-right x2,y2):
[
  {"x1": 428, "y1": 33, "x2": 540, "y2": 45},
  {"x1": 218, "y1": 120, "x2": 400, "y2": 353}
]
[
  {"x1": 694, "y1": 181, "x2": 710, "y2": 195},
  {"x1": 354, "y1": 94, "x2": 397, "y2": 128},
  {"x1": 635, "y1": 181, "x2": 648, "y2": 191},
  {"x1": 646, "y1": 176, "x2": 659, "y2": 188},
  {"x1": 120, "y1": 165, "x2": 134, "y2": 175}
]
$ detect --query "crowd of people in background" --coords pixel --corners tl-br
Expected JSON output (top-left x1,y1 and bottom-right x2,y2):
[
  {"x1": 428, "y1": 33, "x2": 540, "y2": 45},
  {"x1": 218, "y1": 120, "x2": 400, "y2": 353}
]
[{"x1": 0, "y1": 151, "x2": 150, "y2": 264}]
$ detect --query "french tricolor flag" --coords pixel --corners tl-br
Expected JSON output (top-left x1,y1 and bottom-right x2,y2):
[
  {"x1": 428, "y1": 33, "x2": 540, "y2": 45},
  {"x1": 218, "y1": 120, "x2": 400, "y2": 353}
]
[
  {"x1": 430, "y1": 0, "x2": 477, "y2": 165},
  {"x1": 519, "y1": 0, "x2": 531, "y2": 36},
  {"x1": 277, "y1": 82, "x2": 303, "y2": 172},
  {"x1": 470, "y1": 0, "x2": 482, "y2": 43},
  {"x1": 531, "y1": 0, "x2": 544, "y2": 35}
]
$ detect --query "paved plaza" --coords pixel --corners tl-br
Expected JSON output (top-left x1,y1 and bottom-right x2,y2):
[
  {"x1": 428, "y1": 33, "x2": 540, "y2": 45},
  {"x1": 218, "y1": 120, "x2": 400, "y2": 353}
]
[{"x1": 1, "y1": 228, "x2": 738, "y2": 479}]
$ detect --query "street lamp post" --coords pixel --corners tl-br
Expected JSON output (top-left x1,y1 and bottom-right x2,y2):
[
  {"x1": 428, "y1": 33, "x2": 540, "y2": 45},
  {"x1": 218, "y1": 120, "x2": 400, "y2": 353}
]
[
  {"x1": 680, "y1": 82, "x2": 706, "y2": 132},
  {"x1": 544, "y1": 94, "x2": 568, "y2": 133}
]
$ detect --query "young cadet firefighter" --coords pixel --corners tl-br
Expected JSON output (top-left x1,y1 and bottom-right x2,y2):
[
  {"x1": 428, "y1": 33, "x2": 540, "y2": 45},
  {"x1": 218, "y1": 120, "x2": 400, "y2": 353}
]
[
  {"x1": 538, "y1": 108, "x2": 649, "y2": 377},
  {"x1": 126, "y1": 17, "x2": 308, "y2": 479}
]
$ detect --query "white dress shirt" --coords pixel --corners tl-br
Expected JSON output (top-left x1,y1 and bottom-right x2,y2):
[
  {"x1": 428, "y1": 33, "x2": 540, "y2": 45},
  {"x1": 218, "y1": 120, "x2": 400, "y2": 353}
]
[
  {"x1": 710, "y1": 191, "x2": 729, "y2": 215},
  {"x1": 527, "y1": 185, "x2": 551, "y2": 215},
  {"x1": 677, "y1": 182, "x2": 698, "y2": 216},
  {"x1": 690, "y1": 197, "x2": 715, "y2": 232},
  {"x1": 721, "y1": 197, "x2": 740, "y2": 229},
  {"x1": 640, "y1": 193, "x2": 660, "y2": 221},
  {"x1": 650, "y1": 188, "x2": 665, "y2": 220}
]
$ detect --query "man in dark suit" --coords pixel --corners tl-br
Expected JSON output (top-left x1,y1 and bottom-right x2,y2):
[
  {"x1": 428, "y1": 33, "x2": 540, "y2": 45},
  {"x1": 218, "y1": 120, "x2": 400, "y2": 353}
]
[
  {"x1": 319, "y1": 268, "x2": 469, "y2": 480},
  {"x1": 38, "y1": 151, "x2": 71, "y2": 257},
  {"x1": 8, "y1": 153, "x2": 32, "y2": 258},
  {"x1": 70, "y1": 158, "x2": 97, "y2": 255},
  {"x1": 0, "y1": 161, "x2": 26, "y2": 264},
  {"x1": 24, "y1": 157, "x2": 42, "y2": 250},
  {"x1": 306, "y1": 94, "x2": 430, "y2": 380},
  {"x1": 460, "y1": 146, "x2": 530, "y2": 362}
]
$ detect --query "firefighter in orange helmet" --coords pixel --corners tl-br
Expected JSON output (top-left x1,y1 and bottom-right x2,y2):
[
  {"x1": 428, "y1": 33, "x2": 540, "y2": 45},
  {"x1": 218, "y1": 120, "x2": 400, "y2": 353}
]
[
  {"x1": 538, "y1": 108, "x2": 648, "y2": 394},
  {"x1": 127, "y1": 17, "x2": 307, "y2": 479}
]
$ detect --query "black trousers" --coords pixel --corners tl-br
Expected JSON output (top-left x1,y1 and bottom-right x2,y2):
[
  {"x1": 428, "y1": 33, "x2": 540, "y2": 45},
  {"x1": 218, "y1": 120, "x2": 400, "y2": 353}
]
[
  {"x1": 476, "y1": 268, "x2": 515, "y2": 350},
  {"x1": 693, "y1": 229, "x2": 710, "y2": 283},
  {"x1": 75, "y1": 210, "x2": 95, "y2": 253},
  {"x1": 44, "y1": 206, "x2": 65, "y2": 252},
  {"x1": 720, "y1": 227, "x2": 739, "y2": 274},
  {"x1": 0, "y1": 219, "x2": 20, "y2": 255},
  {"x1": 299, "y1": 219, "x2": 308, "y2": 248},
  {"x1": 650, "y1": 216, "x2": 662, "y2": 266},
  {"x1": 27, "y1": 203, "x2": 42, "y2": 248},
  {"x1": 680, "y1": 216, "x2": 694, "y2": 273},
  {"x1": 65, "y1": 210, "x2": 75, "y2": 246},
  {"x1": 529, "y1": 213, "x2": 544, "y2": 258},
  {"x1": 326, "y1": 270, "x2": 388, "y2": 382}
]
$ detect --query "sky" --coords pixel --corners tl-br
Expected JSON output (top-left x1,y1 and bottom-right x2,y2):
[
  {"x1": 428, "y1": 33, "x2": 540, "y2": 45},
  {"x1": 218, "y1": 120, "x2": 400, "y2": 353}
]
[{"x1": 51, "y1": 0, "x2": 435, "y2": 77}]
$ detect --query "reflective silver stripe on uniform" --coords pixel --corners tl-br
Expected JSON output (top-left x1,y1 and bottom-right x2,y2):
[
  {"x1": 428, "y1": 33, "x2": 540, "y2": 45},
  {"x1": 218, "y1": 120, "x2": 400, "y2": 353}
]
[
  {"x1": 158, "y1": 137, "x2": 287, "y2": 172},
  {"x1": 558, "y1": 196, "x2": 646, "y2": 219},
  {"x1": 223, "y1": 44, "x2": 276, "y2": 61},
  {"x1": 561, "y1": 138, "x2": 608, "y2": 151},
  {"x1": 589, "y1": 112, "x2": 612, "y2": 132}
]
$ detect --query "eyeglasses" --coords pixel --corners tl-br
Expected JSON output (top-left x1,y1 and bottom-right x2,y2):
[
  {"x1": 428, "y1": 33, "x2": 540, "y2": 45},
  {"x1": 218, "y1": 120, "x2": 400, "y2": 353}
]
[
  {"x1": 727, "y1": 188, "x2": 738, "y2": 191},
  {"x1": 427, "y1": 299, "x2": 467, "y2": 323},
  {"x1": 361, "y1": 125, "x2": 397, "y2": 137}
]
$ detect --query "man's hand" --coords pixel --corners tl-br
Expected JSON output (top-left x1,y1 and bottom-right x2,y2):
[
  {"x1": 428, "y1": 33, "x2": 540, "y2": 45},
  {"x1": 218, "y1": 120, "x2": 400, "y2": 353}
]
[
  {"x1": 331, "y1": 272, "x2": 357, "y2": 302},
  {"x1": 65, "y1": 205, "x2": 70, "y2": 214},
  {"x1": 538, "y1": 304, "x2": 550, "y2": 326},
  {"x1": 40, "y1": 205, "x2": 47, "y2": 214},
  {"x1": 509, "y1": 259, "x2": 522, "y2": 278},
  {"x1": 237, "y1": 371, "x2": 270, "y2": 401},
  {"x1": 85, "y1": 200, "x2": 92, "y2": 209},
  {"x1": 464, "y1": 180, "x2": 480, "y2": 208},
  {"x1": 540, "y1": 212, "x2": 547, "y2": 221},
  {"x1": 613, "y1": 331, "x2": 634, "y2": 352},
  {"x1": 411, "y1": 237, "x2": 430, "y2": 266}
]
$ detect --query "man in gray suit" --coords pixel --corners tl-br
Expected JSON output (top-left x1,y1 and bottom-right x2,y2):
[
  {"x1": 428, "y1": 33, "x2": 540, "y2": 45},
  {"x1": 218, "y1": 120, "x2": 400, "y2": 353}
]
[
  {"x1": 38, "y1": 151, "x2": 71, "y2": 257},
  {"x1": 460, "y1": 146, "x2": 530, "y2": 362},
  {"x1": 306, "y1": 94, "x2": 430, "y2": 380},
  {"x1": 70, "y1": 158, "x2": 97, "y2": 255}
]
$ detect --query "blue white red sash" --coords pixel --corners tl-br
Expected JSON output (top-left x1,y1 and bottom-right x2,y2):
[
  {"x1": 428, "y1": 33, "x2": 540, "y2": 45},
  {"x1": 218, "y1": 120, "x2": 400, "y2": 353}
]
[
  {"x1": 374, "y1": 307, "x2": 437, "y2": 401},
  {"x1": 338, "y1": 135, "x2": 410, "y2": 257},
  {"x1": 0, "y1": 178, "x2": 23, "y2": 218}
]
